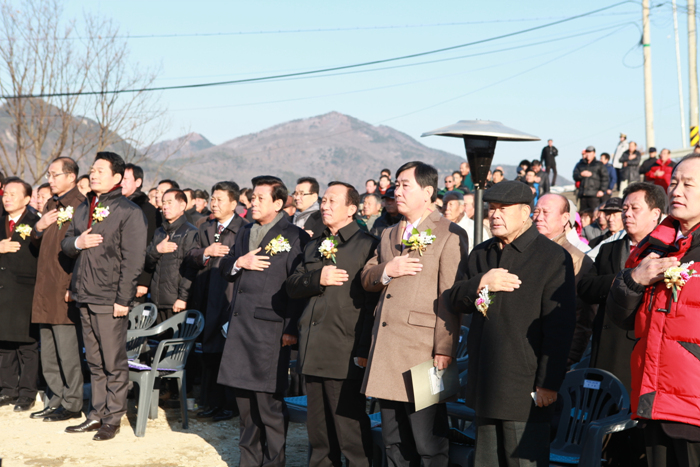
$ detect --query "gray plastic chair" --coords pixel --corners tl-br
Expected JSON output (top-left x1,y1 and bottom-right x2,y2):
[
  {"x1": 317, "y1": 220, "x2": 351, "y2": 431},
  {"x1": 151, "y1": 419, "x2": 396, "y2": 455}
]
[
  {"x1": 126, "y1": 303, "x2": 157, "y2": 362},
  {"x1": 127, "y1": 309, "x2": 204, "y2": 437}
]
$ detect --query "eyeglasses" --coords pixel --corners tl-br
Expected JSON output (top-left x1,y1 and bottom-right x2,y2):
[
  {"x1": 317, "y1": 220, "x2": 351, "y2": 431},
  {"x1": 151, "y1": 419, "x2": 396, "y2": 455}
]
[
  {"x1": 292, "y1": 192, "x2": 314, "y2": 198},
  {"x1": 45, "y1": 172, "x2": 69, "y2": 180}
]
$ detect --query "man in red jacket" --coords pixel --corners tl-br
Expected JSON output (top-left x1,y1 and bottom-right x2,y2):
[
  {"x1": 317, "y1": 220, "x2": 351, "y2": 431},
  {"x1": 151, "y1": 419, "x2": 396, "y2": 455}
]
[
  {"x1": 645, "y1": 148, "x2": 676, "y2": 192},
  {"x1": 608, "y1": 154, "x2": 700, "y2": 466}
]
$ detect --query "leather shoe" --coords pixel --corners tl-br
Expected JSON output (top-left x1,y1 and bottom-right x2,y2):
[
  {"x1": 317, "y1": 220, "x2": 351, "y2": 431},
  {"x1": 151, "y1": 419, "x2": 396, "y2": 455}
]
[
  {"x1": 44, "y1": 407, "x2": 82, "y2": 422},
  {"x1": 30, "y1": 406, "x2": 59, "y2": 419},
  {"x1": 93, "y1": 424, "x2": 120, "y2": 441},
  {"x1": 196, "y1": 406, "x2": 220, "y2": 418},
  {"x1": 14, "y1": 397, "x2": 36, "y2": 412},
  {"x1": 0, "y1": 395, "x2": 17, "y2": 407},
  {"x1": 66, "y1": 419, "x2": 102, "y2": 433},
  {"x1": 212, "y1": 409, "x2": 236, "y2": 422}
]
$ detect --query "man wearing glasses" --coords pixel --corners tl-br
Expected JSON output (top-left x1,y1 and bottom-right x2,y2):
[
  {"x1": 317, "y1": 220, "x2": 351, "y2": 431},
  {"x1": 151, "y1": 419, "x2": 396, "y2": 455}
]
[{"x1": 292, "y1": 177, "x2": 324, "y2": 238}]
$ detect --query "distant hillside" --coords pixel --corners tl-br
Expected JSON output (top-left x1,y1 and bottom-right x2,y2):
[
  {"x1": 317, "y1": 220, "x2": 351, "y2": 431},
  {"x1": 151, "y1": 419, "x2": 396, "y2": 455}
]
[
  {"x1": 146, "y1": 112, "x2": 571, "y2": 192},
  {"x1": 147, "y1": 132, "x2": 214, "y2": 161}
]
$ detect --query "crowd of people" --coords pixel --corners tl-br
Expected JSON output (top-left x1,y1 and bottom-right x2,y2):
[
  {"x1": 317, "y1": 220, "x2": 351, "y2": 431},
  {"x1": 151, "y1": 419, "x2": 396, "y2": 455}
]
[{"x1": 0, "y1": 139, "x2": 698, "y2": 467}]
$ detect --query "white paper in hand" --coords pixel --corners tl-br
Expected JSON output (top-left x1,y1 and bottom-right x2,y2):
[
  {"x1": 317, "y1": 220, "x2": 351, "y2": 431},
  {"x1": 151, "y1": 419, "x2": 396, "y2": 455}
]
[{"x1": 429, "y1": 366, "x2": 445, "y2": 396}]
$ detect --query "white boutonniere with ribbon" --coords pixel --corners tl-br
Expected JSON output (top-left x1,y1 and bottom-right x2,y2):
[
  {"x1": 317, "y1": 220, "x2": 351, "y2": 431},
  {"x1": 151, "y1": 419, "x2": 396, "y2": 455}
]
[
  {"x1": 92, "y1": 203, "x2": 110, "y2": 224},
  {"x1": 265, "y1": 234, "x2": 291, "y2": 256},
  {"x1": 402, "y1": 228, "x2": 436, "y2": 256},
  {"x1": 475, "y1": 286, "x2": 495, "y2": 318},
  {"x1": 15, "y1": 224, "x2": 32, "y2": 240},
  {"x1": 57, "y1": 206, "x2": 74, "y2": 229},
  {"x1": 664, "y1": 261, "x2": 697, "y2": 302},
  {"x1": 318, "y1": 237, "x2": 339, "y2": 263}
]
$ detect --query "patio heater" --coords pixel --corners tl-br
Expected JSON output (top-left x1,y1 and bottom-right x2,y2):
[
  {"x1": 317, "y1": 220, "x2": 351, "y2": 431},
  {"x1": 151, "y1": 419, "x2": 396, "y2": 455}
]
[{"x1": 422, "y1": 120, "x2": 540, "y2": 245}]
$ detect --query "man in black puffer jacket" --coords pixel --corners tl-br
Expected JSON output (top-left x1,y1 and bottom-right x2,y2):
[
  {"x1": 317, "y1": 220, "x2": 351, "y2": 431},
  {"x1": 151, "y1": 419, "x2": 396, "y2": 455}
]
[
  {"x1": 573, "y1": 146, "x2": 609, "y2": 211},
  {"x1": 145, "y1": 189, "x2": 198, "y2": 323}
]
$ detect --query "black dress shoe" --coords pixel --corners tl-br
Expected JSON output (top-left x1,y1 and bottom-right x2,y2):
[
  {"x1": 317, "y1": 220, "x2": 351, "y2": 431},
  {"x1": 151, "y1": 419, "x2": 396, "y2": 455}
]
[
  {"x1": 66, "y1": 419, "x2": 102, "y2": 433},
  {"x1": 44, "y1": 407, "x2": 82, "y2": 422},
  {"x1": 212, "y1": 409, "x2": 235, "y2": 422},
  {"x1": 30, "y1": 406, "x2": 59, "y2": 419},
  {"x1": 93, "y1": 424, "x2": 120, "y2": 441},
  {"x1": 197, "y1": 406, "x2": 220, "y2": 418},
  {"x1": 14, "y1": 397, "x2": 36, "y2": 412},
  {"x1": 0, "y1": 395, "x2": 18, "y2": 407}
]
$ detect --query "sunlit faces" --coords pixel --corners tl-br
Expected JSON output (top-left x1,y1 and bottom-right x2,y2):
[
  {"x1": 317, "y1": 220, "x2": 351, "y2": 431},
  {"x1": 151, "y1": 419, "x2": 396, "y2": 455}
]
[
  {"x1": 443, "y1": 200, "x2": 464, "y2": 223},
  {"x1": 394, "y1": 167, "x2": 433, "y2": 219},
  {"x1": 604, "y1": 211, "x2": 624, "y2": 234},
  {"x1": 668, "y1": 158, "x2": 700, "y2": 228},
  {"x1": 155, "y1": 182, "x2": 173, "y2": 208},
  {"x1": 46, "y1": 160, "x2": 76, "y2": 196},
  {"x1": 533, "y1": 194, "x2": 569, "y2": 240},
  {"x1": 121, "y1": 168, "x2": 141, "y2": 198},
  {"x1": 161, "y1": 192, "x2": 186, "y2": 222},
  {"x1": 250, "y1": 185, "x2": 283, "y2": 224},
  {"x1": 210, "y1": 190, "x2": 236, "y2": 222},
  {"x1": 488, "y1": 202, "x2": 531, "y2": 242},
  {"x1": 622, "y1": 191, "x2": 661, "y2": 241},
  {"x1": 293, "y1": 181, "x2": 318, "y2": 212},
  {"x1": 2, "y1": 182, "x2": 30, "y2": 217},
  {"x1": 89, "y1": 159, "x2": 122, "y2": 195},
  {"x1": 321, "y1": 185, "x2": 357, "y2": 230},
  {"x1": 362, "y1": 195, "x2": 380, "y2": 217}
]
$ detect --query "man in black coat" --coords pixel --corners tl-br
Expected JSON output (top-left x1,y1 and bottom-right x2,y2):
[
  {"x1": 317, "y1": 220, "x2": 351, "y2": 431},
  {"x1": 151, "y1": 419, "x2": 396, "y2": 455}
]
[
  {"x1": 369, "y1": 187, "x2": 403, "y2": 238},
  {"x1": 145, "y1": 189, "x2": 198, "y2": 323},
  {"x1": 573, "y1": 146, "x2": 609, "y2": 211},
  {"x1": 186, "y1": 181, "x2": 248, "y2": 422},
  {"x1": 123, "y1": 163, "x2": 161, "y2": 302},
  {"x1": 287, "y1": 182, "x2": 379, "y2": 467},
  {"x1": 540, "y1": 138, "x2": 559, "y2": 185},
  {"x1": 0, "y1": 178, "x2": 40, "y2": 412},
  {"x1": 449, "y1": 181, "x2": 576, "y2": 466},
  {"x1": 218, "y1": 176, "x2": 309, "y2": 467},
  {"x1": 61, "y1": 152, "x2": 148, "y2": 441}
]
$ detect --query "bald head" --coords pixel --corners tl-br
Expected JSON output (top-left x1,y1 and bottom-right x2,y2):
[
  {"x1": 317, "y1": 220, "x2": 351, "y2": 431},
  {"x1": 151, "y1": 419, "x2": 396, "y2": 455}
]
[{"x1": 533, "y1": 194, "x2": 571, "y2": 240}]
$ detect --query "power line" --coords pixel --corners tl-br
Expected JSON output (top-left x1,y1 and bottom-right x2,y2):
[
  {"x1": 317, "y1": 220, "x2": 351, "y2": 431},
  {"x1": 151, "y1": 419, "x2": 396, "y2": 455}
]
[{"x1": 1, "y1": 1, "x2": 631, "y2": 99}]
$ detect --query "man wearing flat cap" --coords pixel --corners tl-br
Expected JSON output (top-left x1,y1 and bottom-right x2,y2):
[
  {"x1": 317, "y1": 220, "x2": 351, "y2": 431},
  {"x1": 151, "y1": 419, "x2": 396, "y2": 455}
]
[
  {"x1": 449, "y1": 181, "x2": 576, "y2": 466},
  {"x1": 574, "y1": 146, "x2": 609, "y2": 212}
]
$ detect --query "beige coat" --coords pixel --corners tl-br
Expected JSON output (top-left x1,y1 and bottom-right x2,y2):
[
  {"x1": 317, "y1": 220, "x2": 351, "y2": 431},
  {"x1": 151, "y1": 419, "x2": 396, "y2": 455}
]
[{"x1": 361, "y1": 208, "x2": 468, "y2": 402}]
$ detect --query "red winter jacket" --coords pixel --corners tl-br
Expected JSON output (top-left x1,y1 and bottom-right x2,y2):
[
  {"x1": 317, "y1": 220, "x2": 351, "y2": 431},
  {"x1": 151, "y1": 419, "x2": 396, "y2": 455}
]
[
  {"x1": 645, "y1": 159, "x2": 675, "y2": 192},
  {"x1": 608, "y1": 217, "x2": 700, "y2": 426}
]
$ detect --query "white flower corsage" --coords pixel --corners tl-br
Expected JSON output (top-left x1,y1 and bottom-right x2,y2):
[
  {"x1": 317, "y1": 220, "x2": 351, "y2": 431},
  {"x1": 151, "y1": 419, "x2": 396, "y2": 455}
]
[
  {"x1": 475, "y1": 286, "x2": 495, "y2": 318},
  {"x1": 15, "y1": 224, "x2": 32, "y2": 240},
  {"x1": 402, "y1": 228, "x2": 436, "y2": 256},
  {"x1": 92, "y1": 203, "x2": 110, "y2": 224},
  {"x1": 664, "y1": 261, "x2": 697, "y2": 302},
  {"x1": 265, "y1": 234, "x2": 291, "y2": 256},
  {"x1": 57, "y1": 206, "x2": 74, "y2": 229},
  {"x1": 318, "y1": 237, "x2": 339, "y2": 263}
]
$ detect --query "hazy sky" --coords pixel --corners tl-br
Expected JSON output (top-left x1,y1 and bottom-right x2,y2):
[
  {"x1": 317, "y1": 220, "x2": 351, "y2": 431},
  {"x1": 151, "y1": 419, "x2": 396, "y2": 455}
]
[{"x1": 62, "y1": 0, "x2": 698, "y2": 177}]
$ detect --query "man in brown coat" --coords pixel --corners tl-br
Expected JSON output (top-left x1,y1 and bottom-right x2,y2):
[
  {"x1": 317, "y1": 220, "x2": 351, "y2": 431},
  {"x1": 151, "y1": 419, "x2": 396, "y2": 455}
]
[
  {"x1": 30, "y1": 157, "x2": 85, "y2": 421},
  {"x1": 362, "y1": 161, "x2": 468, "y2": 466}
]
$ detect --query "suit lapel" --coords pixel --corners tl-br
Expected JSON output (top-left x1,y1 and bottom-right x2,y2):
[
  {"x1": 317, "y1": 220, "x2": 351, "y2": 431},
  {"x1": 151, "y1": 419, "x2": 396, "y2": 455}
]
[
  {"x1": 258, "y1": 216, "x2": 288, "y2": 252},
  {"x1": 389, "y1": 219, "x2": 406, "y2": 258},
  {"x1": 407, "y1": 210, "x2": 439, "y2": 258},
  {"x1": 239, "y1": 224, "x2": 253, "y2": 256}
]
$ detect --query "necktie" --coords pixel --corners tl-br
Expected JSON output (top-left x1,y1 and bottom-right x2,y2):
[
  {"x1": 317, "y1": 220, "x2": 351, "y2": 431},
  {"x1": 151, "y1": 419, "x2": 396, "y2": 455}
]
[
  {"x1": 215, "y1": 224, "x2": 225, "y2": 242},
  {"x1": 8, "y1": 220, "x2": 15, "y2": 233}
]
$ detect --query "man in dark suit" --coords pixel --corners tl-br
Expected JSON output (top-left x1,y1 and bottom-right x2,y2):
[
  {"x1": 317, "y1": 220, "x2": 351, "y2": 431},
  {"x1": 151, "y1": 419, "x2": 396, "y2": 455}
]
[
  {"x1": 449, "y1": 181, "x2": 576, "y2": 465},
  {"x1": 0, "y1": 178, "x2": 40, "y2": 412},
  {"x1": 187, "y1": 181, "x2": 247, "y2": 422},
  {"x1": 218, "y1": 176, "x2": 309, "y2": 466},
  {"x1": 61, "y1": 152, "x2": 147, "y2": 441},
  {"x1": 287, "y1": 182, "x2": 379, "y2": 467},
  {"x1": 292, "y1": 176, "x2": 324, "y2": 238}
]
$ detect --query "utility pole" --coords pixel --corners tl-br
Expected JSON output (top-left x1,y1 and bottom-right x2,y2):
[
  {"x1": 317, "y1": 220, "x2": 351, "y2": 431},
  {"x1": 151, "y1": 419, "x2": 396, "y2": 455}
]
[
  {"x1": 673, "y1": 0, "x2": 687, "y2": 145},
  {"x1": 690, "y1": 0, "x2": 699, "y2": 146},
  {"x1": 643, "y1": 0, "x2": 655, "y2": 150}
]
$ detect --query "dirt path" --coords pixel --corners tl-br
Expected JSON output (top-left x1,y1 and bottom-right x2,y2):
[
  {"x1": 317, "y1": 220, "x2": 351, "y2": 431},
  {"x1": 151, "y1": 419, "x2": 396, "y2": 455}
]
[{"x1": 0, "y1": 398, "x2": 309, "y2": 467}]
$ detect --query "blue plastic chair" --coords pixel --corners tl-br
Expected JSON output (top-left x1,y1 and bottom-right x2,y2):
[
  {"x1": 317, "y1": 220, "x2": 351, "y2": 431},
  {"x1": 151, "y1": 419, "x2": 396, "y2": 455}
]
[{"x1": 127, "y1": 310, "x2": 204, "y2": 437}]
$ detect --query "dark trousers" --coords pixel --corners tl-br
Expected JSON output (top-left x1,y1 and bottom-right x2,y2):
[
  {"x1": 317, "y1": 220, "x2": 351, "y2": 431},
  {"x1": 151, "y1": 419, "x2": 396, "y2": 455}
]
[
  {"x1": 545, "y1": 166, "x2": 557, "y2": 186},
  {"x1": 0, "y1": 340, "x2": 39, "y2": 399},
  {"x1": 305, "y1": 376, "x2": 372, "y2": 467},
  {"x1": 644, "y1": 421, "x2": 700, "y2": 467},
  {"x1": 379, "y1": 399, "x2": 449, "y2": 467},
  {"x1": 80, "y1": 304, "x2": 129, "y2": 426},
  {"x1": 579, "y1": 196, "x2": 603, "y2": 212},
  {"x1": 40, "y1": 324, "x2": 83, "y2": 412},
  {"x1": 234, "y1": 388, "x2": 288, "y2": 467},
  {"x1": 201, "y1": 352, "x2": 236, "y2": 411},
  {"x1": 474, "y1": 417, "x2": 550, "y2": 467}
]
